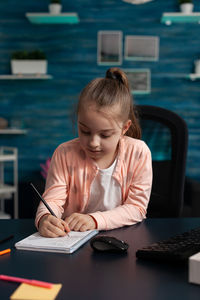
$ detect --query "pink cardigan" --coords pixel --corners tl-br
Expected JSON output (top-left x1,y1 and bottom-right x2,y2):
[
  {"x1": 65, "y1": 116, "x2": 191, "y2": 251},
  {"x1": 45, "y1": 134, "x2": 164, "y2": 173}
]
[{"x1": 35, "y1": 136, "x2": 152, "y2": 230}]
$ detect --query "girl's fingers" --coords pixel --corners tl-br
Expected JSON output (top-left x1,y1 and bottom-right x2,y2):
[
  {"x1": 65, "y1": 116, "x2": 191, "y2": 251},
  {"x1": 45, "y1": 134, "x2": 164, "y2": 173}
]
[
  {"x1": 65, "y1": 214, "x2": 75, "y2": 226},
  {"x1": 50, "y1": 216, "x2": 69, "y2": 233},
  {"x1": 61, "y1": 220, "x2": 70, "y2": 233},
  {"x1": 44, "y1": 229, "x2": 59, "y2": 238},
  {"x1": 47, "y1": 222, "x2": 66, "y2": 237},
  {"x1": 68, "y1": 218, "x2": 80, "y2": 231},
  {"x1": 79, "y1": 224, "x2": 88, "y2": 232},
  {"x1": 65, "y1": 214, "x2": 77, "y2": 228},
  {"x1": 72, "y1": 221, "x2": 83, "y2": 232},
  {"x1": 39, "y1": 215, "x2": 69, "y2": 237},
  {"x1": 65, "y1": 213, "x2": 95, "y2": 231}
]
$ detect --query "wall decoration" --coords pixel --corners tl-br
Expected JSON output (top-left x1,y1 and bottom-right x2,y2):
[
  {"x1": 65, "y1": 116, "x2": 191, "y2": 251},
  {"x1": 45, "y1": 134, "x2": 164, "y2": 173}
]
[
  {"x1": 123, "y1": 69, "x2": 151, "y2": 94},
  {"x1": 97, "y1": 31, "x2": 122, "y2": 65},
  {"x1": 124, "y1": 35, "x2": 159, "y2": 61}
]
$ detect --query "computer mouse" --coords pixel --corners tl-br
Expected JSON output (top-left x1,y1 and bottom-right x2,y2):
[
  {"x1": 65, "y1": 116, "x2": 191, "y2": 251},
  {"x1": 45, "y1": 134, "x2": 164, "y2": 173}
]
[{"x1": 90, "y1": 235, "x2": 129, "y2": 253}]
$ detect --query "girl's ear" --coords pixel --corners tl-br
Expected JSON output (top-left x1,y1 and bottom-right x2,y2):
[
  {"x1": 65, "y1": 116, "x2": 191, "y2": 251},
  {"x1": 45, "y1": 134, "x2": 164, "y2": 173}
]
[{"x1": 122, "y1": 119, "x2": 132, "y2": 135}]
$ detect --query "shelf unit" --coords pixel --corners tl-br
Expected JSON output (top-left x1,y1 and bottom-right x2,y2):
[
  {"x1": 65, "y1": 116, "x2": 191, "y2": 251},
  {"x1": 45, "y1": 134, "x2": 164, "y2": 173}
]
[
  {"x1": 0, "y1": 129, "x2": 27, "y2": 135},
  {"x1": 161, "y1": 13, "x2": 200, "y2": 25},
  {"x1": 0, "y1": 147, "x2": 18, "y2": 219},
  {"x1": 25, "y1": 13, "x2": 80, "y2": 24},
  {"x1": 151, "y1": 73, "x2": 200, "y2": 79},
  {"x1": 187, "y1": 74, "x2": 200, "y2": 81},
  {"x1": 0, "y1": 74, "x2": 52, "y2": 80}
]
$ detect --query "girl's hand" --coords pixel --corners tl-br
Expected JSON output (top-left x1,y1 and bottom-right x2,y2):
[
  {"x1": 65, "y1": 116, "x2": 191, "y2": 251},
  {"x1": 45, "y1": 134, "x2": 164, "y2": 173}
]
[
  {"x1": 65, "y1": 213, "x2": 96, "y2": 232},
  {"x1": 38, "y1": 214, "x2": 70, "y2": 238}
]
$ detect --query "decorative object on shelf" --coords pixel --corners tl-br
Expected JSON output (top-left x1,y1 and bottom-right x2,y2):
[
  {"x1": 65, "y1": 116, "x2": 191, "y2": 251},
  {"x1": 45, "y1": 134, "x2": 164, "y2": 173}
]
[
  {"x1": 122, "y1": 0, "x2": 154, "y2": 4},
  {"x1": 0, "y1": 118, "x2": 8, "y2": 129},
  {"x1": 11, "y1": 50, "x2": 47, "y2": 75},
  {"x1": 49, "y1": 0, "x2": 62, "y2": 14},
  {"x1": 179, "y1": 0, "x2": 194, "y2": 14},
  {"x1": 194, "y1": 59, "x2": 200, "y2": 74}
]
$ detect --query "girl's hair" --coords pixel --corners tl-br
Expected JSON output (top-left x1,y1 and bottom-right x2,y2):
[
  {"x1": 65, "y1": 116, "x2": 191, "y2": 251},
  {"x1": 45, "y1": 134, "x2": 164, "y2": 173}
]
[{"x1": 78, "y1": 68, "x2": 141, "y2": 139}]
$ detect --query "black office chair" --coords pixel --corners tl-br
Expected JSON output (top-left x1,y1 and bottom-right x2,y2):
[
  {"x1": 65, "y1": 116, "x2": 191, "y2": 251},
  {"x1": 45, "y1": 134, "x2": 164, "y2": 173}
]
[{"x1": 136, "y1": 105, "x2": 188, "y2": 217}]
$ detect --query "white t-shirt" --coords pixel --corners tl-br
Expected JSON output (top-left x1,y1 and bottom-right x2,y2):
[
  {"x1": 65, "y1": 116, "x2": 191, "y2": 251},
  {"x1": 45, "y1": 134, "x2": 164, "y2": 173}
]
[{"x1": 85, "y1": 159, "x2": 122, "y2": 213}]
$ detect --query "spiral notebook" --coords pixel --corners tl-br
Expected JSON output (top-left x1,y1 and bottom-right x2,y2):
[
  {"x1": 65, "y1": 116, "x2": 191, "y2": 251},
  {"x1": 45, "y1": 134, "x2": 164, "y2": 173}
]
[{"x1": 15, "y1": 230, "x2": 98, "y2": 254}]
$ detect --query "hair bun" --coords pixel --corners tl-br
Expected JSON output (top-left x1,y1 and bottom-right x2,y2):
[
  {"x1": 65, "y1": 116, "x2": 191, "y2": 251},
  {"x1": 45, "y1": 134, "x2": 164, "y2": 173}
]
[{"x1": 106, "y1": 68, "x2": 129, "y2": 89}]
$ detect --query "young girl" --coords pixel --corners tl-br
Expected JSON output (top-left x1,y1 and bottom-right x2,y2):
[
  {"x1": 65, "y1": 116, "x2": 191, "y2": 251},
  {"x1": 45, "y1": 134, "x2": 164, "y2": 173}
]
[{"x1": 36, "y1": 68, "x2": 152, "y2": 237}]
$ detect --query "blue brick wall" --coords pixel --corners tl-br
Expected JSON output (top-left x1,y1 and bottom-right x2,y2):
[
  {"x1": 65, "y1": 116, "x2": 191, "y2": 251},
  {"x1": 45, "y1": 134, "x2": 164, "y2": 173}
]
[{"x1": 0, "y1": 0, "x2": 200, "y2": 182}]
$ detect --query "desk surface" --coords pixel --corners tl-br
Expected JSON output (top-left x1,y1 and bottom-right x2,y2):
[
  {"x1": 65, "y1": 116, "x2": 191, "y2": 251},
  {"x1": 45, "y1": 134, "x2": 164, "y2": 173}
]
[{"x1": 1, "y1": 218, "x2": 200, "y2": 300}]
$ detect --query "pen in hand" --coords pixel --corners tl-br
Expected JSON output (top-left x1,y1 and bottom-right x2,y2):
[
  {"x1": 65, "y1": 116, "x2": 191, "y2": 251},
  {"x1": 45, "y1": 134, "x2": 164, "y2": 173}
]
[
  {"x1": 30, "y1": 182, "x2": 70, "y2": 234},
  {"x1": 30, "y1": 182, "x2": 57, "y2": 217}
]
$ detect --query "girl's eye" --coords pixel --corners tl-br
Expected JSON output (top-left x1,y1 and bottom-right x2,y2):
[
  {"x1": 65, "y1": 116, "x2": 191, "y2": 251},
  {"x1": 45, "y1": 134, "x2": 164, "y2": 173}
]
[
  {"x1": 80, "y1": 130, "x2": 90, "y2": 135},
  {"x1": 101, "y1": 134, "x2": 111, "y2": 139}
]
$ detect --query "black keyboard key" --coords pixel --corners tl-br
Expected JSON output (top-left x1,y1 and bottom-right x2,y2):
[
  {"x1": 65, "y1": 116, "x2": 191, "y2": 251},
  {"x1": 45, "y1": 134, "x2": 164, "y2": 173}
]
[{"x1": 136, "y1": 227, "x2": 200, "y2": 262}]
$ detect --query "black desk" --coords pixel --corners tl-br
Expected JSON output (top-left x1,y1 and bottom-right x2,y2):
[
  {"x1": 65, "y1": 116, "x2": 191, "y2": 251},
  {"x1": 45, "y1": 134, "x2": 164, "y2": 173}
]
[{"x1": 1, "y1": 218, "x2": 200, "y2": 300}]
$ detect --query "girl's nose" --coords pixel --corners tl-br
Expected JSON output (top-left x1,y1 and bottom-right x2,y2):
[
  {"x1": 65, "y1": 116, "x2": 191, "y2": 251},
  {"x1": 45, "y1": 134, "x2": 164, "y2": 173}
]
[{"x1": 89, "y1": 135, "x2": 100, "y2": 148}]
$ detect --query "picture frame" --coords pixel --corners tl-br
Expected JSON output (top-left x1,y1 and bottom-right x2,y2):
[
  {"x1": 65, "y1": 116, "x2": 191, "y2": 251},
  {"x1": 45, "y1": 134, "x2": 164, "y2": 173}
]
[
  {"x1": 123, "y1": 69, "x2": 151, "y2": 94},
  {"x1": 124, "y1": 35, "x2": 159, "y2": 61},
  {"x1": 97, "y1": 31, "x2": 122, "y2": 65}
]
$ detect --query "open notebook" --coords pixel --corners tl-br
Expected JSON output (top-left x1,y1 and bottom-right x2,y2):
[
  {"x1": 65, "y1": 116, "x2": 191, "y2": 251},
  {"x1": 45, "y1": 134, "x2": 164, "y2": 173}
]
[{"x1": 15, "y1": 230, "x2": 98, "y2": 254}]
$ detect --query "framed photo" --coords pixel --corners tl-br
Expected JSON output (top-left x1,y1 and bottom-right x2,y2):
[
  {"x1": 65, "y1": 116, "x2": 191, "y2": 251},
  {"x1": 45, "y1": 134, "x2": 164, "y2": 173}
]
[
  {"x1": 124, "y1": 69, "x2": 151, "y2": 94},
  {"x1": 97, "y1": 31, "x2": 122, "y2": 65},
  {"x1": 124, "y1": 35, "x2": 159, "y2": 61}
]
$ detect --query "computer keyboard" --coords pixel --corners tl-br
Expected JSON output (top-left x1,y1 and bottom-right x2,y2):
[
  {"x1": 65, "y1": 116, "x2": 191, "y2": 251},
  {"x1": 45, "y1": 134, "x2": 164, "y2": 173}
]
[{"x1": 136, "y1": 227, "x2": 200, "y2": 262}]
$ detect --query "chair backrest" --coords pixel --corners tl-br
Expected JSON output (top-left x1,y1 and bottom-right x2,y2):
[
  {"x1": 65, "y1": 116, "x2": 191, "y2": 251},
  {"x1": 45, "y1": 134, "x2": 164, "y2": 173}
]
[{"x1": 136, "y1": 105, "x2": 188, "y2": 217}]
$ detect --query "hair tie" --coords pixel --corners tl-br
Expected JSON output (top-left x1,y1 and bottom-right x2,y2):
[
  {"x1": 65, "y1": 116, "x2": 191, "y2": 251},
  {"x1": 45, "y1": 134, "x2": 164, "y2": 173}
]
[{"x1": 106, "y1": 69, "x2": 123, "y2": 84}]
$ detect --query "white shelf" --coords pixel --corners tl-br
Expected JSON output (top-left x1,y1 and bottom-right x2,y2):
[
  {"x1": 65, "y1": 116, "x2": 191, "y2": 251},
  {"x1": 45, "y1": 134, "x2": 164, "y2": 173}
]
[
  {"x1": 0, "y1": 129, "x2": 27, "y2": 135},
  {"x1": 0, "y1": 154, "x2": 16, "y2": 161},
  {"x1": 0, "y1": 211, "x2": 11, "y2": 219},
  {"x1": 161, "y1": 12, "x2": 200, "y2": 25},
  {"x1": 0, "y1": 183, "x2": 16, "y2": 194},
  {"x1": 0, "y1": 147, "x2": 18, "y2": 218},
  {"x1": 187, "y1": 74, "x2": 200, "y2": 81},
  {"x1": 152, "y1": 73, "x2": 200, "y2": 79},
  {"x1": 0, "y1": 74, "x2": 52, "y2": 80},
  {"x1": 26, "y1": 13, "x2": 80, "y2": 24}
]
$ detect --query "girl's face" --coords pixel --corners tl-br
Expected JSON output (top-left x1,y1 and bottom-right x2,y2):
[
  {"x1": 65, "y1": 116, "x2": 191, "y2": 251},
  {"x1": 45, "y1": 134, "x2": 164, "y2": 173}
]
[{"x1": 78, "y1": 104, "x2": 131, "y2": 168}]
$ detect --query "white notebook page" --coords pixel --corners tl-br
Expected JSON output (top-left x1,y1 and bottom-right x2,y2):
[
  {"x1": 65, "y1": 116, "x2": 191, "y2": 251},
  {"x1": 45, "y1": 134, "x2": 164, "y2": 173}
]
[{"x1": 15, "y1": 230, "x2": 98, "y2": 253}]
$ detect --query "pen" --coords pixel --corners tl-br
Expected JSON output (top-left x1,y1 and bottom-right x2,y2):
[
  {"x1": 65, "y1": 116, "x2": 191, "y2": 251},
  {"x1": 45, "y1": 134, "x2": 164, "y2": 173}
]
[
  {"x1": 0, "y1": 249, "x2": 11, "y2": 256},
  {"x1": 30, "y1": 182, "x2": 57, "y2": 217},
  {"x1": 0, "y1": 274, "x2": 53, "y2": 289},
  {"x1": 0, "y1": 235, "x2": 14, "y2": 245},
  {"x1": 30, "y1": 182, "x2": 70, "y2": 235}
]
